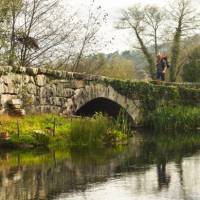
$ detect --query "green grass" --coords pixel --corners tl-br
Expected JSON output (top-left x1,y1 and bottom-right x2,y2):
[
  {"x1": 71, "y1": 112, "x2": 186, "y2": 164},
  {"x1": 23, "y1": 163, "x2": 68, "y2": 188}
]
[
  {"x1": 146, "y1": 105, "x2": 200, "y2": 132},
  {"x1": 0, "y1": 113, "x2": 128, "y2": 149},
  {"x1": 0, "y1": 114, "x2": 70, "y2": 135}
]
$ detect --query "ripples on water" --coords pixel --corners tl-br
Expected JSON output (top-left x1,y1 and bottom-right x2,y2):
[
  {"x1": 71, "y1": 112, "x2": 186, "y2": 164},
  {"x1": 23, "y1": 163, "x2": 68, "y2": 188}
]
[{"x1": 0, "y1": 133, "x2": 200, "y2": 200}]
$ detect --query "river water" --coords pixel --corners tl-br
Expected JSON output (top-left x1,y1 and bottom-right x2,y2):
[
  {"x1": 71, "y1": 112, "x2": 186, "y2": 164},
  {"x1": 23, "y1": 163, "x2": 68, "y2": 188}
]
[{"x1": 0, "y1": 133, "x2": 200, "y2": 200}]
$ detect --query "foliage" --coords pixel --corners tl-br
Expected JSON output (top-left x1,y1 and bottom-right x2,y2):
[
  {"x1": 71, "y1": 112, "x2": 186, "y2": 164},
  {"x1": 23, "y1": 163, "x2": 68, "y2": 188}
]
[
  {"x1": 117, "y1": 0, "x2": 200, "y2": 81},
  {"x1": 117, "y1": 5, "x2": 157, "y2": 78},
  {"x1": 68, "y1": 113, "x2": 109, "y2": 147},
  {"x1": 103, "y1": 78, "x2": 200, "y2": 116},
  {"x1": 99, "y1": 56, "x2": 137, "y2": 80},
  {"x1": 11, "y1": 134, "x2": 36, "y2": 147},
  {"x1": 0, "y1": 0, "x2": 106, "y2": 68},
  {"x1": 104, "y1": 79, "x2": 180, "y2": 114},
  {"x1": 146, "y1": 106, "x2": 200, "y2": 132},
  {"x1": 0, "y1": 113, "x2": 128, "y2": 149},
  {"x1": 103, "y1": 129, "x2": 127, "y2": 146},
  {"x1": 32, "y1": 131, "x2": 50, "y2": 146},
  {"x1": 67, "y1": 113, "x2": 127, "y2": 147},
  {"x1": 59, "y1": 52, "x2": 140, "y2": 80},
  {"x1": 113, "y1": 108, "x2": 132, "y2": 135},
  {"x1": 182, "y1": 46, "x2": 200, "y2": 82},
  {"x1": 0, "y1": 114, "x2": 70, "y2": 135}
]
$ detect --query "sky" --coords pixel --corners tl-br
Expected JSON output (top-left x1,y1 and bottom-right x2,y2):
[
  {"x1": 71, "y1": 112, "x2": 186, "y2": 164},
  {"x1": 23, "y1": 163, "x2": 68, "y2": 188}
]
[{"x1": 64, "y1": 0, "x2": 167, "y2": 53}]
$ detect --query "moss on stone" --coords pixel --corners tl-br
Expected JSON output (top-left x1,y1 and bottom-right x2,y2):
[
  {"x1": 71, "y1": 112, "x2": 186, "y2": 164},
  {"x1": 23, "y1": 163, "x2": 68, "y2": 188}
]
[{"x1": 102, "y1": 78, "x2": 200, "y2": 122}]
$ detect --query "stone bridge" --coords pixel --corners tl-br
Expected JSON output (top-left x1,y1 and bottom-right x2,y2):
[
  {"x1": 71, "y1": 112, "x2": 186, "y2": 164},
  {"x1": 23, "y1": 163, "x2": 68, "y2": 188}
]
[{"x1": 0, "y1": 66, "x2": 200, "y2": 126}]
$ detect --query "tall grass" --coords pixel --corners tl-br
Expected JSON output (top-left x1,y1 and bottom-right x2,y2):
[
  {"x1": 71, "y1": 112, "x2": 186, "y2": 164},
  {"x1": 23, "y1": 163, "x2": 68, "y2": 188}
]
[
  {"x1": 113, "y1": 109, "x2": 132, "y2": 136},
  {"x1": 0, "y1": 113, "x2": 128, "y2": 149},
  {"x1": 68, "y1": 113, "x2": 109, "y2": 147},
  {"x1": 147, "y1": 106, "x2": 200, "y2": 132},
  {"x1": 67, "y1": 112, "x2": 129, "y2": 147}
]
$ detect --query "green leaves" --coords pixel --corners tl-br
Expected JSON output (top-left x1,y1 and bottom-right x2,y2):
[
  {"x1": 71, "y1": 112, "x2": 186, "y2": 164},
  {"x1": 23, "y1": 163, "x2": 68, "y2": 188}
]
[
  {"x1": 182, "y1": 46, "x2": 200, "y2": 82},
  {"x1": 147, "y1": 105, "x2": 200, "y2": 132}
]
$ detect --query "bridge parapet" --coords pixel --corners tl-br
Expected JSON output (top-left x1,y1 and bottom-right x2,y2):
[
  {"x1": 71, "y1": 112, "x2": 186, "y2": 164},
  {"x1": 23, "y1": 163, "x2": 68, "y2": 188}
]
[{"x1": 0, "y1": 65, "x2": 105, "y2": 81}]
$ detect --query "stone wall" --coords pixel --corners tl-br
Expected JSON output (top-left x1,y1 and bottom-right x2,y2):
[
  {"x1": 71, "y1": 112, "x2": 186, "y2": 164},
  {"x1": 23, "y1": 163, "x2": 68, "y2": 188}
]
[{"x1": 0, "y1": 66, "x2": 141, "y2": 124}]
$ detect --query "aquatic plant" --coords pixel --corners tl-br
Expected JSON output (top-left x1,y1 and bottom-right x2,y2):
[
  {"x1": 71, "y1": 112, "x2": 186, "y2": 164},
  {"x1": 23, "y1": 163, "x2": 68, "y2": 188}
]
[{"x1": 146, "y1": 105, "x2": 200, "y2": 132}]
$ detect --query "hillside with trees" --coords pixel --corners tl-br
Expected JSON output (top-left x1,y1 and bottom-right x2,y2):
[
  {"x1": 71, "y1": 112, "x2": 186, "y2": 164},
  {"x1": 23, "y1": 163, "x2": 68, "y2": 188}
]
[
  {"x1": 0, "y1": 0, "x2": 200, "y2": 82},
  {"x1": 117, "y1": 0, "x2": 200, "y2": 82}
]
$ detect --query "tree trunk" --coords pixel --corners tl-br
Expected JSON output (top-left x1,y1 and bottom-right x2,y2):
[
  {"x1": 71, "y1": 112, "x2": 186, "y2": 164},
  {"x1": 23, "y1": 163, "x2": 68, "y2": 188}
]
[
  {"x1": 135, "y1": 29, "x2": 155, "y2": 79},
  {"x1": 170, "y1": 25, "x2": 182, "y2": 82}
]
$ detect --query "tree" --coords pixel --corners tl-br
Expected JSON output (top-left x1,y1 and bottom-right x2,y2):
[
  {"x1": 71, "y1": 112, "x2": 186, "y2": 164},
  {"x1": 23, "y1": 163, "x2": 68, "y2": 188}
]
[
  {"x1": 117, "y1": 0, "x2": 200, "y2": 82},
  {"x1": 99, "y1": 55, "x2": 138, "y2": 80},
  {"x1": 168, "y1": 0, "x2": 200, "y2": 81},
  {"x1": 182, "y1": 46, "x2": 200, "y2": 82},
  {"x1": 13, "y1": 0, "x2": 77, "y2": 67},
  {"x1": 117, "y1": 5, "x2": 165, "y2": 79},
  {"x1": 144, "y1": 6, "x2": 165, "y2": 58},
  {"x1": 70, "y1": 4, "x2": 108, "y2": 72},
  {"x1": 0, "y1": 0, "x2": 106, "y2": 70},
  {"x1": 0, "y1": 0, "x2": 22, "y2": 64}
]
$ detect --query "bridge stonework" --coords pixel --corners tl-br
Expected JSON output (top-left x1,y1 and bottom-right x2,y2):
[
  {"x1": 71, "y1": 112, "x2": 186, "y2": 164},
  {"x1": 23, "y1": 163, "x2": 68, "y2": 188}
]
[
  {"x1": 1, "y1": 66, "x2": 200, "y2": 126},
  {"x1": 0, "y1": 66, "x2": 142, "y2": 124}
]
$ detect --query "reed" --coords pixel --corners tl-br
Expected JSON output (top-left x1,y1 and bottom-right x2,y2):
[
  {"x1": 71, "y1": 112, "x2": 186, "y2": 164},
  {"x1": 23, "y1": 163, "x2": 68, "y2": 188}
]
[
  {"x1": 68, "y1": 113, "x2": 111, "y2": 147},
  {"x1": 147, "y1": 106, "x2": 200, "y2": 132}
]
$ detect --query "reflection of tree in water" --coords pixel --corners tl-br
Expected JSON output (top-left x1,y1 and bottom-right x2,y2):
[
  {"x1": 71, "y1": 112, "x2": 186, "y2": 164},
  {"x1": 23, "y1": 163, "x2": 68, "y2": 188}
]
[
  {"x1": 0, "y1": 133, "x2": 199, "y2": 200},
  {"x1": 0, "y1": 148, "x2": 134, "y2": 200}
]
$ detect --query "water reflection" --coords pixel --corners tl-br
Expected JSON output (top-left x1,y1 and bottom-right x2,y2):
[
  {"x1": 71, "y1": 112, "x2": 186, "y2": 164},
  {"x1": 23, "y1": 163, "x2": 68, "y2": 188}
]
[
  {"x1": 0, "y1": 133, "x2": 200, "y2": 200},
  {"x1": 157, "y1": 162, "x2": 171, "y2": 190}
]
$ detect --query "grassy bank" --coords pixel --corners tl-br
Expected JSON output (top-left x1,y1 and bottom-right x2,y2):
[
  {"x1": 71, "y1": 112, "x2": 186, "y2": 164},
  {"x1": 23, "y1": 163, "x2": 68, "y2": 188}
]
[
  {"x1": 0, "y1": 113, "x2": 128, "y2": 149},
  {"x1": 146, "y1": 105, "x2": 200, "y2": 132}
]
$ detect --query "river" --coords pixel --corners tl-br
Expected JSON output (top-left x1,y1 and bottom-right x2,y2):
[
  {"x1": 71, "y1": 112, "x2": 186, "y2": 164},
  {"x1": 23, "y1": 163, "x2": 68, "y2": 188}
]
[{"x1": 0, "y1": 132, "x2": 200, "y2": 200}]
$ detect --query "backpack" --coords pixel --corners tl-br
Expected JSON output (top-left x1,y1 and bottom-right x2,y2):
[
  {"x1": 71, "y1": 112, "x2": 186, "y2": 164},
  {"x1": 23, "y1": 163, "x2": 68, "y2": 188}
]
[{"x1": 163, "y1": 57, "x2": 170, "y2": 68}]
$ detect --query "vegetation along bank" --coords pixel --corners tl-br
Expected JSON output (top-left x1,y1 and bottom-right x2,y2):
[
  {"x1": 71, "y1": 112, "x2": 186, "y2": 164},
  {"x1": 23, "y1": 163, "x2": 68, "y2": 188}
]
[{"x1": 0, "y1": 113, "x2": 129, "y2": 150}]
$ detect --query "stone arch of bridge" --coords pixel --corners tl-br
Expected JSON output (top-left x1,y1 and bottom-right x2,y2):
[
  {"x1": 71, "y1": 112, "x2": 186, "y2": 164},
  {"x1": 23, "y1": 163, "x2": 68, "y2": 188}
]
[
  {"x1": 75, "y1": 97, "x2": 134, "y2": 123},
  {"x1": 68, "y1": 84, "x2": 141, "y2": 125}
]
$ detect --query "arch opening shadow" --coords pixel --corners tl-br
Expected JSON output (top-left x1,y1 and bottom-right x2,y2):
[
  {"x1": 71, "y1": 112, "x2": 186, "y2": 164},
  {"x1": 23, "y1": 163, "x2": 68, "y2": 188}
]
[{"x1": 75, "y1": 97, "x2": 134, "y2": 124}]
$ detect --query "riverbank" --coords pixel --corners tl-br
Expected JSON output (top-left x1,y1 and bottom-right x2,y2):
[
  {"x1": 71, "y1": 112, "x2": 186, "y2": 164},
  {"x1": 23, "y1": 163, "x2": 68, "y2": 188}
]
[
  {"x1": 2, "y1": 104, "x2": 200, "y2": 150},
  {"x1": 0, "y1": 113, "x2": 128, "y2": 150},
  {"x1": 145, "y1": 105, "x2": 200, "y2": 133}
]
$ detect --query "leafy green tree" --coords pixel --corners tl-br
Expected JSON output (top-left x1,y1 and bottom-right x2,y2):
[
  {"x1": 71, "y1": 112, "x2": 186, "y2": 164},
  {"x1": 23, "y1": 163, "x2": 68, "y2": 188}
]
[
  {"x1": 182, "y1": 46, "x2": 200, "y2": 82},
  {"x1": 168, "y1": 0, "x2": 199, "y2": 82}
]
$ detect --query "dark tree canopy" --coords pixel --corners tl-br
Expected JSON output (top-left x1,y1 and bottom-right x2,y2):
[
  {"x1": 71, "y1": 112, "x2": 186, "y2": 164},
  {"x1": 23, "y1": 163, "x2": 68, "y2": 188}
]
[{"x1": 182, "y1": 46, "x2": 200, "y2": 82}]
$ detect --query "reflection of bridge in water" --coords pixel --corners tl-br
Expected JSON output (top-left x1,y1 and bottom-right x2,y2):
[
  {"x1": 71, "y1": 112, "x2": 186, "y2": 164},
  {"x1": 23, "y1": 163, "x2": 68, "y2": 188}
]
[{"x1": 0, "y1": 136, "x2": 199, "y2": 200}]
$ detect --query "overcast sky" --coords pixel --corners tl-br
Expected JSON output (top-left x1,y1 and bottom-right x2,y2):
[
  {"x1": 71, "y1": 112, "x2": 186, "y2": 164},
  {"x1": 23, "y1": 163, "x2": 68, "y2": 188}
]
[{"x1": 65, "y1": 0, "x2": 167, "y2": 53}]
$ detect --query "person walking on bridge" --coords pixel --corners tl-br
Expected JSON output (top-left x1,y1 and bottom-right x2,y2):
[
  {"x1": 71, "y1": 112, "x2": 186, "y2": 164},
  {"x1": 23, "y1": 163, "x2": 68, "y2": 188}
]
[{"x1": 156, "y1": 53, "x2": 168, "y2": 81}]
